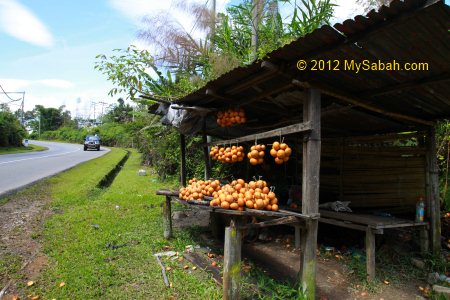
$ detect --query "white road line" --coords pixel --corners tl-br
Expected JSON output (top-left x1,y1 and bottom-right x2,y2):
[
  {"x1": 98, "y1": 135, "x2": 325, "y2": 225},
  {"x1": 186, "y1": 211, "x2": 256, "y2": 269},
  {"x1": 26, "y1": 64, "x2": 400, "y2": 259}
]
[{"x1": 0, "y1": 149, "x2": 81, "y2": 165}]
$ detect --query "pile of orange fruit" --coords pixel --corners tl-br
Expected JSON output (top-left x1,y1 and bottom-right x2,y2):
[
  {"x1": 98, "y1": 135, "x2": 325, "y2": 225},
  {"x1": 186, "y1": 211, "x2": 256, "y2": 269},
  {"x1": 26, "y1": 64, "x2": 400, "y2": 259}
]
[
  {"x1": 210, "y1": 178, "x2": 279, "y2": 211},
  {"x1": 247, "y1": 144, "x2": 266, "y2": 165},
  {"x1": 210, "y1": 145, "x2": 245, "y2": 163},
  {"x1": 217, "y1": 108, "x2": 246, "y2": 127},
  {"x1": 270, "y1": 141, "x2": 293, "y2": 165},
  {"x1": 179, "y1": 178, "x2": 221, "y2": 201}
]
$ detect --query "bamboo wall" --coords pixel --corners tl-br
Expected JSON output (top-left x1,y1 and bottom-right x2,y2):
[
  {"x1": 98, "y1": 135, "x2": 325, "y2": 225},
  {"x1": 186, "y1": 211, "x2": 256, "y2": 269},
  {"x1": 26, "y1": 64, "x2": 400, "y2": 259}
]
[{"x1": 320, "y1": 136, "x2": 426, "y2": 211}]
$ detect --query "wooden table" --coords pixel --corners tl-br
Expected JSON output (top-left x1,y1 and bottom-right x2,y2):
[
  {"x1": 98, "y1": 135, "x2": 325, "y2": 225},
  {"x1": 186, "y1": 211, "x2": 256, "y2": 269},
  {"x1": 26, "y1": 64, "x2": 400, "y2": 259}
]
[
  {"x1": 155, "y1": 189, "x2": 318, "y2": 299},
  {"x1": 318, "y1": 209, "x2": 429, "y2": 280}
]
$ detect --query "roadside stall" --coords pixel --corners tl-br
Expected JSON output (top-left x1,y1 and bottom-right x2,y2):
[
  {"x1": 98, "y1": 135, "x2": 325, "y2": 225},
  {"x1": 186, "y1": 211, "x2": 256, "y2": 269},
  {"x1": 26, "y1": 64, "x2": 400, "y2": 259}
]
[{"x1": 154, "y1": 0, "x2": 450, "y2": 299}]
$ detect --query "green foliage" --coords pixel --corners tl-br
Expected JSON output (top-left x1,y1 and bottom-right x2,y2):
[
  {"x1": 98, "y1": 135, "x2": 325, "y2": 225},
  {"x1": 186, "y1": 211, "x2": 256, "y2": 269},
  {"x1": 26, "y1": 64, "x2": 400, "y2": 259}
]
[
  {"x1": 437, "y1": 120, "x2": 450, "y2": 211},
  {"x1": 0, "y1": 110, "x2": 27, "y2": 147}
]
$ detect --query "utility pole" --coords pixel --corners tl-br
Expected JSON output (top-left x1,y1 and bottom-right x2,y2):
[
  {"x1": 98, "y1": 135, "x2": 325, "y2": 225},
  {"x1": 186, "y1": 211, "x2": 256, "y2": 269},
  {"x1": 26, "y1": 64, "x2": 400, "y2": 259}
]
[
  {"x1": 211, "y1": 0, "x2": 216, "y2": 40},
  {"x1": 251, "y1": 0, "x2": 263, "y2": 60}
]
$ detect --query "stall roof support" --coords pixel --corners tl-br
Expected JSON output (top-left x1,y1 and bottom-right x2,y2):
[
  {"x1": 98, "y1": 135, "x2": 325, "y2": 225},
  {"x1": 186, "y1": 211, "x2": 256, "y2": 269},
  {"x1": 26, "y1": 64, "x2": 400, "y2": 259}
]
[
  {"x1": 299, "y1": 88, "x2": 321, "y2": 299},
  {"x1": 180, "y1": 134, "x2": 187, "y2": 187},
  {"x1": 427, "y1": 127, "x2": 441, "y2": 255}
]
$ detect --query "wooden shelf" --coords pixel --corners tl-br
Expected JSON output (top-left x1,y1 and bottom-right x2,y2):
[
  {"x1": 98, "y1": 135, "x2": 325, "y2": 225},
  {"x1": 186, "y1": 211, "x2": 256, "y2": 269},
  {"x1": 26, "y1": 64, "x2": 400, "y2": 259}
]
[{"x1": 209, "y1": 121, "x2": 311, "y2": 146}]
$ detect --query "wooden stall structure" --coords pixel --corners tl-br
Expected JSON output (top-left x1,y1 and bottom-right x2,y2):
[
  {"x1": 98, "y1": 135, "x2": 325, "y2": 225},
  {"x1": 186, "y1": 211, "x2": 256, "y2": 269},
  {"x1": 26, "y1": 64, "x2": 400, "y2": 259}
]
[{"x1": 153, "y1": 0, "x2": 450, "y2": 299}]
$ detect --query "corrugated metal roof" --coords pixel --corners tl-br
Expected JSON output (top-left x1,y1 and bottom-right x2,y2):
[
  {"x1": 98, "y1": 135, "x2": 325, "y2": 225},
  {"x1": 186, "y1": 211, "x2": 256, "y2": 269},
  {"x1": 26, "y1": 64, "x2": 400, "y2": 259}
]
[{"x1": 174, "y1": 0, "x2": 450, "y2": 138}]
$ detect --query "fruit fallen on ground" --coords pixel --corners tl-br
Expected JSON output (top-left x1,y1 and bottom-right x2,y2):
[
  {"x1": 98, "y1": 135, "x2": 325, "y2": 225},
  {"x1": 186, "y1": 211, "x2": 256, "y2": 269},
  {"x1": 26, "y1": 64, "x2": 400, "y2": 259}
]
[
  {"x1": 210, "y1": 145, "x2": 245, "y2": 163},
  {"x1": 179, "y1": 178, "x2": 221, "y2": 200},
  {"x1": 217, "y1": 108, "x2": 246, "y2": 127},
  {"x1": 270, "y1": 141, "x2": 292, "y2": 164},
  {"x1": 247, "y1": 144, "x2": 266, "y2": 165},
  {"x1": 210, "y1": 178, "x2": 279, "y2": 211}
]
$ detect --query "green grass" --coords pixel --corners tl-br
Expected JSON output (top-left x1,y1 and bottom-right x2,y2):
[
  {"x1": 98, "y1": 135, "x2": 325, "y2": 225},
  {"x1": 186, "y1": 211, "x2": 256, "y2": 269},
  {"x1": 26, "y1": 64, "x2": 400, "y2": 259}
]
[
  {"x1": 27, "y1": 149, "x2": 221, "y2": 299},
  {"x1": 0, "y1": 144, "x2": 48, "y2": 155}
]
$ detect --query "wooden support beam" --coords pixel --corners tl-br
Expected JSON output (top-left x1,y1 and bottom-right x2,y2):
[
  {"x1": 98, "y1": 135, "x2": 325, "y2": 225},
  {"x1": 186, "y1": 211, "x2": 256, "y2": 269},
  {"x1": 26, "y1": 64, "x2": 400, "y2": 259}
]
[
  {"x1": 163, "y1": 196, "x2": 172, "y2": 239},
  {"x1": 202, "y1": 121, "x2": 211, "y2": 180},
  {"x1": 359, "y1": 73, "x2": 450, "y2": 98},
  {"x1": 223, "y1": 218, "x2": 242, "y2": 300},
  {"x1": 210, "y1": 121, "x2": 311, "y2": 146},
  {"x1": 292, "y1": 79, "x2": 434, "y2": 126},
  {"x1": 420, "y1": 227, "x2": 430, "y2": 255},
  {"x1": 427, "y1": 127, "x2": 441, "y2": 255},
  {"x1": 180, "y1": 134, "x2": 187, "y2": 187},
  {"x1": 366, "y1": 228, "x2": 376, "y2": 281},
  {"x1": 206, "y1": 89, "x2": 230, "y2": 101},
  {"x1": 299, "y1": 89, "x2": 321, "y2": 300},
  {"x1": 238, "y1": 216, "x2": 300, "y2": 229}
]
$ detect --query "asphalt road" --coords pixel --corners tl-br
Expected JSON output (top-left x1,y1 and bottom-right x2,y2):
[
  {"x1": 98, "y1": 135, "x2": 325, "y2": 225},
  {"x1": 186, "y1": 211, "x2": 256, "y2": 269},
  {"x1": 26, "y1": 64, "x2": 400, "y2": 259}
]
[{"x1": 0, "y1": 140, "x2": 110, "y2": 197}]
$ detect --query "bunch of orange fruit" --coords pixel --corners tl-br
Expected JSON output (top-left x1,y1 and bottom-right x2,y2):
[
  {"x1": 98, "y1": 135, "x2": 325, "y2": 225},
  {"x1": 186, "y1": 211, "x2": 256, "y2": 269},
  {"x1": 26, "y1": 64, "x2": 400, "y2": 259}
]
[
  {"x1": 217, "y1": 108, "x2": 246, "y2": 127},
  {"x1": 210, "y1": 178, "x2": 279, "y2": 211},
  {"x1": 247, "y1": 144, "x2": 266, "y2": 165},
  {"x1": 270, "y1": 141, "x2": 292, "y2": 165},
  {"x1": 179, "y1": 178, "x2": 221, "y2": 201},
  {"x1": 210, "y1": 145, "x2": 245, "y2": 163}
]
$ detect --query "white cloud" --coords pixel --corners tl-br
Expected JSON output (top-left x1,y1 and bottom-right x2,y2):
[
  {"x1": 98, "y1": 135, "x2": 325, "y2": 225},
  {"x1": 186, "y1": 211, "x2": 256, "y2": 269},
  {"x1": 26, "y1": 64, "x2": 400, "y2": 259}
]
[
  {"x1": 0, "y1": 78, "x2": 74, "y2": 90},
  {"x1": 0, "y1": 0, "x2": 54, "y2": 47}
]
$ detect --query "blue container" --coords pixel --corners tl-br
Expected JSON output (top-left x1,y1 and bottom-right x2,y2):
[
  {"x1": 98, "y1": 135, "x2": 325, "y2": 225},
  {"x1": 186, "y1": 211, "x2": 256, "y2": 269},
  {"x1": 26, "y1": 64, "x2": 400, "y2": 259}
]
[{"x1": 416, "y1": 196, "x2": 425, "y2": 222}]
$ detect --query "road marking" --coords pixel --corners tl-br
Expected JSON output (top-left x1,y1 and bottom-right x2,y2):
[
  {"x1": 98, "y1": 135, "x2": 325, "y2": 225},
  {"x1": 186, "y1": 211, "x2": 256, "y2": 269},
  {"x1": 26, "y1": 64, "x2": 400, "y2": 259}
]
[{"x1": 0, "y1": 149, "x2": 81, "y2": 165}]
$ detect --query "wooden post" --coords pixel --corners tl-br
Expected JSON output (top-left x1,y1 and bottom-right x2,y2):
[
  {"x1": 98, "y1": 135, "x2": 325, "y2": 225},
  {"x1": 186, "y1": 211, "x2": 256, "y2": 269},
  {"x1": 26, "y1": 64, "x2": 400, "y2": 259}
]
[
  {"x1": 426, "y1": 128, "x2": 441, "y2": 255},
  {"x1": 366, "y1": 228, "x2": 376, "y2": 281},
  {"x1": 294, "y1": 224, "x2": 301, "y2": 249},
  {"x1": 299, "y1": 89, "x2": 321, "y2": 299},
  {"x1": 163, "y1": 196, "x2": 172, "y2": 239},
  {"x1": 180, "y1": 134, "x2": 187, "y2": 187},
  {"x1": 223, "y1": 218, "x2": 242, "y2": 300},
  {"x1": 202, "y1": 121, "x2": 211, "y2": 180},
  {"x1": 420, "y1": 226, "x2": 429, "y2": 255}
]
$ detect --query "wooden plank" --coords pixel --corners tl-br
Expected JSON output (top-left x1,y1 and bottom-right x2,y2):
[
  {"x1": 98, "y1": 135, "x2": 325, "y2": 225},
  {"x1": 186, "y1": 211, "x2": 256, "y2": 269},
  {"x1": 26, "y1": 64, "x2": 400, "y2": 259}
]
[
  {"x1": 319, "y1": 210, "x2": 421, "y2": 227},
  {"x1": 427, "y1": 127, "x2": 441, "y2": 255},
  {"x1": 156, "y1": 189, "x2": 179, "y2": 196},
  {"x1": 366, "y1": 228, "x2": 376, "y2": 281},
  {"x1": 183, "y1": 252, "x2": 222, "y2": 286},
  {"x1": 163, "y1": 196, "x2": 172, "y2": 239},
  {"x1": 300, "y1": 89, "x2": 321, "y2": 300},
  {"x1": 202, "y1": 121, "x2": 211, "y2": 180},
  {"x1": 210, "y1": 121, "x2": 311, "y2": 146},
  {"x1": 420, "y1": 227, "x2": 430, "y2": 255},
  {"x1": 223, "y1": 218, "x2": 242, "y2": 300},
  {"x1": 238, "y1": 216, "x2": 300, "y2": 229},
  {"x1": 319, "y1": 217, "x2": 370, "y2": 232},
  {"x1": 180, "y1": 134, "x2": 187, "y2": 186}
]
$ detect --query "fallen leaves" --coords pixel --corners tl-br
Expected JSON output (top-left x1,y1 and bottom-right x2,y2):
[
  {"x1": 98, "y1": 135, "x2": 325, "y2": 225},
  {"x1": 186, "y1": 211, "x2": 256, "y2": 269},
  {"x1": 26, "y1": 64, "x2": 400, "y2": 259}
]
[
  {"x1": 383, "y1": 280, "x2": 390, "y2": 285},
  {"x1": 59, "y1": 281, "x2": 66, "y2": 287},
  {"x1": 26, "y1": 281, "x2": 34, "y2": 287}
]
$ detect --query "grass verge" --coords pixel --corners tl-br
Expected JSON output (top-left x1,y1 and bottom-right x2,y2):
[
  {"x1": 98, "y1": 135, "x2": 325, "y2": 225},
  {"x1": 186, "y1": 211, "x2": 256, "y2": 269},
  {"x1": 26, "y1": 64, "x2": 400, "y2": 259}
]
[
  {"x1": 0, "y1": 144, "x2": 48, "y2": 155},
  {"x1": 25, "y1": 149, "x2": 221, "y2": 299}
]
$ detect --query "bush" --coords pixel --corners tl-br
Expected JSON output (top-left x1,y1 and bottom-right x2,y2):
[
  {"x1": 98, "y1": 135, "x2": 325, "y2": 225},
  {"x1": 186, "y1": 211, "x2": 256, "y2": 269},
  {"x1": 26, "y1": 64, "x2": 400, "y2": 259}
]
[{"x1": 0, "y1": 111, "x2": 26, "y2": 147}]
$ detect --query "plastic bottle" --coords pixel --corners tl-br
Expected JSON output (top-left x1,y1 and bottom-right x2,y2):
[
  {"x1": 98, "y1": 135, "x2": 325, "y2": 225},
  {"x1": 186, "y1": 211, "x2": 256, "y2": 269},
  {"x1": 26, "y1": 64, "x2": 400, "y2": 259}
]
[{"x1": 416, "y1": 196, "x2": 425, "y2": 222}]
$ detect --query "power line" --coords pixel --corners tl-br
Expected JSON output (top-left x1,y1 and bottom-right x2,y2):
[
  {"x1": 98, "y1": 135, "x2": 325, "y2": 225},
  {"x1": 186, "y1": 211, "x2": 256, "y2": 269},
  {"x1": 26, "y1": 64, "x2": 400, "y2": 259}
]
[
  {"x1": 0, "y1": 84, "x2": 22, "y2": 102},
  {"x1": 189, "y1": 0, "x2": 211, "y2": 36}
]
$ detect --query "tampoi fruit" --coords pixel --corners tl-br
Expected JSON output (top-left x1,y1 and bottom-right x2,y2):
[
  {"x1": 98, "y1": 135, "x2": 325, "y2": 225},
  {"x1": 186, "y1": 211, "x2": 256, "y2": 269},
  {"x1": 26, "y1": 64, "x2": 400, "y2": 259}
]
[
  {"x1": 217, "y1": 108, "x2": 246, "y2": 127},
  {"x1": 247, "y1": 144, "x2": 266, "y2": 165},
  {"x1": 179, "y1": 178, "x2": 221, "y2": 201},
  {"x1": 210, "y1": 178, "x2": 279, "y2": 211},
  {"x1": 270, "y1": 141, "x2": 292, "y2": 165},
  {"x1": 210, "y1": 145, "x2": 245, "y2": 164}
]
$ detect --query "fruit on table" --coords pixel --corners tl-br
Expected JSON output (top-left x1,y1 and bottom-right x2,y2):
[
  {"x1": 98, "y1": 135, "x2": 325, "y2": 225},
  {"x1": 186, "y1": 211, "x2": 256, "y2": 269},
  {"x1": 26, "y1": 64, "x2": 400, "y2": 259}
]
[
  {"x1": 210, "y1": 178, "x2": 279, "y2": 211},
  {"x1": 210, "y1": 145, "x2": 245, "y2": 163},
  {"x1": 270, "y1": 141, "x2": 292, "y2": 165},
  {"x1": 179, "y1": 178, "x2": 221, "y2": 200},
  {"x1": 217, "y1": 108, "x2": 246, "y2": 127},
  {"x1": 247, "y1": 144, "x2": 266, "y2": 165}
]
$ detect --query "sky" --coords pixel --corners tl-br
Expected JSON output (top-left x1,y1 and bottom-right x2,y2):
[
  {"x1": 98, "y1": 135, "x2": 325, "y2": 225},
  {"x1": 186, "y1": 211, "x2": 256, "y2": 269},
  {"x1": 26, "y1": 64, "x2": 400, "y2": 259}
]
[{"x1": 0, "y1": 0, "x2": 364, "y2": 120}]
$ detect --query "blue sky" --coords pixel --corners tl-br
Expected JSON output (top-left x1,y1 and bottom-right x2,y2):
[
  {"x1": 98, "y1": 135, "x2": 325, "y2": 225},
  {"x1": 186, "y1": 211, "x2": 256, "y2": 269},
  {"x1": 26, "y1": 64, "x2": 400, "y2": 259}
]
[{"x1": 0, "y1": 0, "x2": 362, "y2": 119}]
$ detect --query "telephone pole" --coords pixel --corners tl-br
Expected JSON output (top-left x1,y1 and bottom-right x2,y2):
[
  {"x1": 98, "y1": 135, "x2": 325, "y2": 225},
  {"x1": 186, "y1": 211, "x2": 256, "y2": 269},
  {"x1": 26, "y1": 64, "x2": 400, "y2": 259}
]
[{"x1": 251, "y1": 0, "x2": 263, "y2": 60}]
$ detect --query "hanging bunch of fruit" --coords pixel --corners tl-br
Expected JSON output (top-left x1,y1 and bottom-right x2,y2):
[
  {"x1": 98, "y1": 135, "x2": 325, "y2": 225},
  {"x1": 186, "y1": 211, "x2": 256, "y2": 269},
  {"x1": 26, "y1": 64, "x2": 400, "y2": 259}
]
[
  {"x1": 210, "y1": 145, "x2": 245, "y2": 163},
  {"x1": 179, "y1": 178, "x2": 221, "y2": 201},
  {"x1": 270, "y1": 141, "x2": 293, "y2": 165},
  {"x1": 217, "y1": 108, "x2": 246, "y2": 127},
  {"x1": 247, "y1": 144, "x2": 266, "y2": 166},
  {"x1": 210, "y1": 178, "x2": 279, "y2": 211}
]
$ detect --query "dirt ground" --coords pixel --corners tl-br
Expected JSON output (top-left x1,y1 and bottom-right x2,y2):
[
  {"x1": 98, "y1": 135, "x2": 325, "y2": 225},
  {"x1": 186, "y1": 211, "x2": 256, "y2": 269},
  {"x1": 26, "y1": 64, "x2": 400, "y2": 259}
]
[{"x1": 0, "y1": 184, "x2": 52, "y2": 299}]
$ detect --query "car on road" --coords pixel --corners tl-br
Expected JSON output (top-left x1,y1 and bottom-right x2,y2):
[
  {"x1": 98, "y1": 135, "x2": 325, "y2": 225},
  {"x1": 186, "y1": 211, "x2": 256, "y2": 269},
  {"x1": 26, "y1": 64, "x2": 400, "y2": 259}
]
[{"x1": 84, "y1": 135, "x2": 101, "y2": 151}]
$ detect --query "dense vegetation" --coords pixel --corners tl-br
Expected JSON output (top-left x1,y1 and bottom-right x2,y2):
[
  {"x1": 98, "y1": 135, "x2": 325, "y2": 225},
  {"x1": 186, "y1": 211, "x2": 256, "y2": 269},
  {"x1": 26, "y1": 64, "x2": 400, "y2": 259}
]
[{"x1": 0, "y1": 107, "x2": 27, "y2": 147}]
